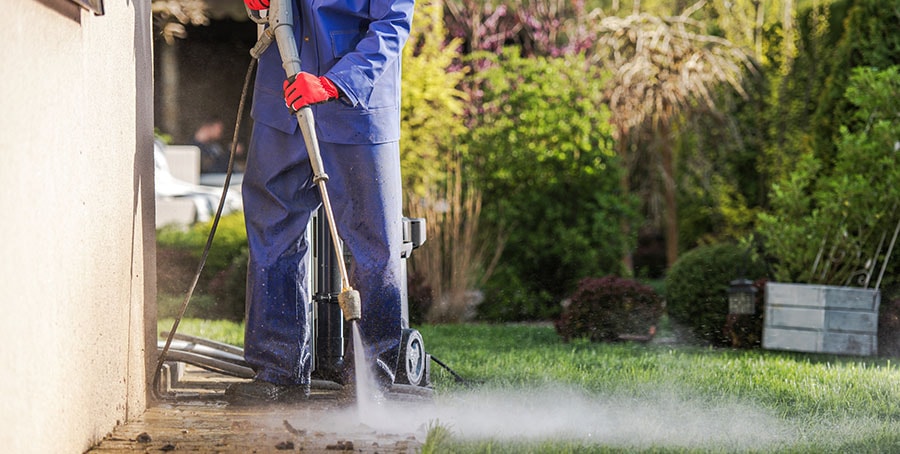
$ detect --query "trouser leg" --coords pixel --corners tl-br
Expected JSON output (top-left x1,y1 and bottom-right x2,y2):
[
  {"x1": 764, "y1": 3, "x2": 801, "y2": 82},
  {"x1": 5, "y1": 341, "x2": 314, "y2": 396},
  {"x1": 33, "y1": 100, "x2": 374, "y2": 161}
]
[
  {"x1": 322, "y1": 141, "x2": 405, "y2": 376},
  {"x1": 241, "y1": 124, "x2": 318, "y2": 386},
  {"x1": 242, "y1": 121, "x2": 404, "y2": 384}
]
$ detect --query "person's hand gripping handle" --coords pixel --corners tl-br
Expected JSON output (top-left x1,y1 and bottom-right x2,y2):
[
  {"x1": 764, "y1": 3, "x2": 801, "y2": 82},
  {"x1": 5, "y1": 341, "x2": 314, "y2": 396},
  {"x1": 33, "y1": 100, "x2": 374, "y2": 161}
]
[{"x1": 283, "y1": 72, "x2": 339, "y2": 111}]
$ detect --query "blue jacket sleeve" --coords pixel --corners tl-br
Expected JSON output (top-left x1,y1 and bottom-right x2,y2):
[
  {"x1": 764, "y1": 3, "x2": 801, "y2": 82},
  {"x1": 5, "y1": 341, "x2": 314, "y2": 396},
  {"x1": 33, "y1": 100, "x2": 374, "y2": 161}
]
[{"x1": 324, "y1": 0, "x2": 415, "y2": 109}]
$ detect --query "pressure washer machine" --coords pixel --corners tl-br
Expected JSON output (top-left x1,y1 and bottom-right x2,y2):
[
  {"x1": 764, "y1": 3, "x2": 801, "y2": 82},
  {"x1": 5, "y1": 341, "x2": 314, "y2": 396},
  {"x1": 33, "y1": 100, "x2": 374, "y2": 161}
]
[
  {"x1": 157, "y1": 209, "x2": 432, "y2": 398},
  {"x1": 309, "y1": 210, "x2": 432, "y2": 389}
]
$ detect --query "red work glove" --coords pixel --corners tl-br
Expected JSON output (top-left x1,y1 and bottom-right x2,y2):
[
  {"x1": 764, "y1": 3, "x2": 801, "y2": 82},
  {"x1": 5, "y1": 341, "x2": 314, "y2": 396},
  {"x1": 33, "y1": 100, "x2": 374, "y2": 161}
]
[
  {"x1": 283, "y1": 72, "x2": 340, "y2": 111},
  {"x1": 243, "y1": 0, "x2": 269, "y2": 10}
]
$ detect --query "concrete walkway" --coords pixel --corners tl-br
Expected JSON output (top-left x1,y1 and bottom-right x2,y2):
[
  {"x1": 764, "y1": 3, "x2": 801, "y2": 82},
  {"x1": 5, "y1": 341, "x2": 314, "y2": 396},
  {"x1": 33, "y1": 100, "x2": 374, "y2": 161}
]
[{"x1": 87, "y1": 367, "x2": 425, "y2": 453}]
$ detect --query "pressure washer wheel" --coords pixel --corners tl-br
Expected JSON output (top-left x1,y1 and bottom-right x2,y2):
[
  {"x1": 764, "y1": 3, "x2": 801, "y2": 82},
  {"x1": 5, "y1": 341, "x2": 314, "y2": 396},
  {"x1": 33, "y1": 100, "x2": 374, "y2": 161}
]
[
  {"x1": 394, "y1": 329, "x2": 429, "y2": 387},
  {"x1": 382, "y1": 333, "x2": 433, "y2": 401}
]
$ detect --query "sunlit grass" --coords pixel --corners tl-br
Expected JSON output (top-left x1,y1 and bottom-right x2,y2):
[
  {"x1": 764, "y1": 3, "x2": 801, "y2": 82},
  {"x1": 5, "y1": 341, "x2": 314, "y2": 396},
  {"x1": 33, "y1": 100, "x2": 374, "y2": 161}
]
[
  {"x1": 158, "y1": 317, "x2": 245, "y2": 347},
  {"x1": 418, "y1": 324, "x2": 900, "y2": 452}
]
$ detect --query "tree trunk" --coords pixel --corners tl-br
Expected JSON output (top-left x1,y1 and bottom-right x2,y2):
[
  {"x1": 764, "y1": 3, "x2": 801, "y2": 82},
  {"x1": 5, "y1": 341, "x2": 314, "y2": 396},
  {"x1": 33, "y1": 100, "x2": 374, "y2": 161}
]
[
  {"x1": 660, "y1": 122, "x2": 679, "y2": 267},
  {"x1": 618, "y1": 136, "x2": 634, "y2": 275}
]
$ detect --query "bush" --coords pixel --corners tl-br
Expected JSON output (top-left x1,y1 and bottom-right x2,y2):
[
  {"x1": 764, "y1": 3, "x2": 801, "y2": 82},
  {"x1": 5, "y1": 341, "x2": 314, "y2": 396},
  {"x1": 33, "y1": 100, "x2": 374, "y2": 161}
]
[
  {"x1": 156, "y1": 212, "x2": 248, "y2": 320},
  {"x1": 758, "y1": 66, "x2": 900, "y2": 285},
  {"x1": 555, "y1": 275, "x2": 663, "y2": 343},
  {"x1": 477, "y1": 267, "x2": 559, "y2": 322},
  {"x1": 464, "y1": 48, "x2": 638, "y2": 321},
  {"x1": 399, "y1": 0, "x2": 466, "y2": 196},
  {"x1": 665, "y1": 243, "x2": 766, "y2": 347}
]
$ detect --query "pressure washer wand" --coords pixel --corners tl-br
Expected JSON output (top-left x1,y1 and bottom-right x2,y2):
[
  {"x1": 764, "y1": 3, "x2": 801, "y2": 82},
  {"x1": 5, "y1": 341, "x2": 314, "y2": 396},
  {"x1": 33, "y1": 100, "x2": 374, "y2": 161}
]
[{"x1": 252, "y1": 0, "x2": 360, "y2": 321}]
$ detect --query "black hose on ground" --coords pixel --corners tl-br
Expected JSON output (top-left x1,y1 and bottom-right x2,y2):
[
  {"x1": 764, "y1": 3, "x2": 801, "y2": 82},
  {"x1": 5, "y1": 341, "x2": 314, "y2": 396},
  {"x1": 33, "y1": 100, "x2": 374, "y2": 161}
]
[{"x1": 430, "y1": 355, "x2": 478, "y2": 388}]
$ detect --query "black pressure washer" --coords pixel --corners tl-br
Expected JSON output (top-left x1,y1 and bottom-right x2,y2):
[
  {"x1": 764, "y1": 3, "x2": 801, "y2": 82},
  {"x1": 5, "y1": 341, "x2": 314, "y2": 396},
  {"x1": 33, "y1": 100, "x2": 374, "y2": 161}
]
[
  {"x1": 156, "y1": 210, "x2": 433, "y2": 397},
  {"x1": 153, "y1": 0, "x2": 435, "y2": 399},
  {"x1": 309, "y1": 210, "x2": 432, "y2": 390}
]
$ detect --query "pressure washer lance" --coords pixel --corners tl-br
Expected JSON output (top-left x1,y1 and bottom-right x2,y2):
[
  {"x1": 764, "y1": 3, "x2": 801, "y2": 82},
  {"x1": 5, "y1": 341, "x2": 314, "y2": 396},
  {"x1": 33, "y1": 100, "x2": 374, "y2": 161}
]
[{"x1": 248, "y1": 0, "x2": 360, "y2": 321}]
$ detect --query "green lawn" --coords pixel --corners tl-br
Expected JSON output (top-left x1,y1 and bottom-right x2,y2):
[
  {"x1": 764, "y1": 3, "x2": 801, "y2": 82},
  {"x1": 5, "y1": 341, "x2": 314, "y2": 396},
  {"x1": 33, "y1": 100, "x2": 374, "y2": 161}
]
[
  {"x1": 159, "y1": 317, "x2": 246, "y2": 347},
  {"x1": 420, "y1": 324, "x2": 900, "y2": 453},
  {"x1": 161, "y1": 320, "x2": 900, "y2": 452}
]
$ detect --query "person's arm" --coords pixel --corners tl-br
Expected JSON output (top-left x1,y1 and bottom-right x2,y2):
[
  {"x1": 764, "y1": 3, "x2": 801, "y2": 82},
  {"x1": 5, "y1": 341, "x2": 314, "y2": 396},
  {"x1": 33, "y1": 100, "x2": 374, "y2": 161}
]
[{"x1": 323, "y1": 0, "x2": 415, "y2": 109}]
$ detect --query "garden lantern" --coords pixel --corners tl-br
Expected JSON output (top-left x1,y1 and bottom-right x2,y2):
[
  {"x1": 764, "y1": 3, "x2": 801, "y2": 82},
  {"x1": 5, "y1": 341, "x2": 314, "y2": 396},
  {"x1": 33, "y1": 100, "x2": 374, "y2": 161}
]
[{"x1": 728, "y1": 278, "x2": 757, "y2": 315}]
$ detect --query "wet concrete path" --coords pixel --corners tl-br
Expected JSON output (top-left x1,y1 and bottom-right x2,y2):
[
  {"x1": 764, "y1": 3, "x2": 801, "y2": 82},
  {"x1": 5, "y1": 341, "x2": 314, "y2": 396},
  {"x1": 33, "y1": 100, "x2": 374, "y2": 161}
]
[{"x1": 87, "y1": 367, "x2": 425, "y2": 453}]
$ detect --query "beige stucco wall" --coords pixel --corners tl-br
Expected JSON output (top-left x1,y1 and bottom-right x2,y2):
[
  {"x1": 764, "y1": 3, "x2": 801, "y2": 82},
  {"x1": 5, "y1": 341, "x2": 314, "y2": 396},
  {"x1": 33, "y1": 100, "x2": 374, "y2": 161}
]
[{"x1": 0, "y1": 0, "x2": 156, "y2": 452}]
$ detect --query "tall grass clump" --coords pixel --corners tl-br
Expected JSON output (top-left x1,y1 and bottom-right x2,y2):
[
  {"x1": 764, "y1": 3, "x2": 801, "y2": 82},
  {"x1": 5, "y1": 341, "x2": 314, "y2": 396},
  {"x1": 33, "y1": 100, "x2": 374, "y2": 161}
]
[{"x1": 406, "y1": 159, "x2": 504, "y2": 323}]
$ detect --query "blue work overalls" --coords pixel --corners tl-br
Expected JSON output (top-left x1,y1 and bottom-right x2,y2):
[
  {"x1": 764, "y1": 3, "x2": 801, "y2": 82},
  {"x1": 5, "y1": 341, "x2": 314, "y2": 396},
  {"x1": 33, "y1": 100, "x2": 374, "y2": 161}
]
[{"x1": 242, "y1": 0, "x2": 414, "y2": 386}]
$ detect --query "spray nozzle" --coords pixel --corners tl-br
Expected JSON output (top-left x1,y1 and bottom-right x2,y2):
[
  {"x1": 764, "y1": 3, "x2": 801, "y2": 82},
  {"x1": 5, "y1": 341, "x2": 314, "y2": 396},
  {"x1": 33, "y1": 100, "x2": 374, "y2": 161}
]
[{"x1": 338, "y1": 288, "x2": 361, "y2": 321}]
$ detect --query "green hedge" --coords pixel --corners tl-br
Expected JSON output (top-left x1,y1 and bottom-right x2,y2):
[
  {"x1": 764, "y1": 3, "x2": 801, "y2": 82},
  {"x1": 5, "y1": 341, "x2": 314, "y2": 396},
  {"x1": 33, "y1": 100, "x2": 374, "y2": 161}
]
[{"x1": 665, "y1": 243, "x2": 766, "y2": 346}]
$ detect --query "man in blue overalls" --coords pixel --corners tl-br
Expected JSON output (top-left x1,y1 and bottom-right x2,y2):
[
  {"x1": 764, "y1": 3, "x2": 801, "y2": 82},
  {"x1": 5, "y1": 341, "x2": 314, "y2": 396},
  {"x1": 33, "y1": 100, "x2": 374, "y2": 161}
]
[{"x1": 227, "y1": 0, "x2": 414, "y2": 402}]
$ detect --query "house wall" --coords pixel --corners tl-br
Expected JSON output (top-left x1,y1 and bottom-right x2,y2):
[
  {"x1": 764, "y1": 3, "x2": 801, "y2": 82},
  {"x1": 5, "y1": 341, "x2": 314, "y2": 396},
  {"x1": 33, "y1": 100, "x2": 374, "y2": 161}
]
[{"x1": 0, "y1": 0, "x2": 156, "y2": 452}]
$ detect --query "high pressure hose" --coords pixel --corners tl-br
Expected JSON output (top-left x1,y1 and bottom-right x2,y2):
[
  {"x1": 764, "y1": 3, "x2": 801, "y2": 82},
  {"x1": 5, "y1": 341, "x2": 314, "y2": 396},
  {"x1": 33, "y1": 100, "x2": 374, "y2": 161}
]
[
  {"x1": 429, "y1": 355, "x2": 476, "y2": 387},
  {"x1": 152, "y1": 57, "x2": 257, "y2": 400}
]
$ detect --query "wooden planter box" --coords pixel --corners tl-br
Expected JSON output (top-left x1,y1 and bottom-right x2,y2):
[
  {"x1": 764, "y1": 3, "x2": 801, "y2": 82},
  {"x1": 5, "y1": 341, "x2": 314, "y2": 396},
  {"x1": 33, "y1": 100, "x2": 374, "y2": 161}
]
[{"x1": 763, "y1": 282, "x2": 880, "y2": 356}]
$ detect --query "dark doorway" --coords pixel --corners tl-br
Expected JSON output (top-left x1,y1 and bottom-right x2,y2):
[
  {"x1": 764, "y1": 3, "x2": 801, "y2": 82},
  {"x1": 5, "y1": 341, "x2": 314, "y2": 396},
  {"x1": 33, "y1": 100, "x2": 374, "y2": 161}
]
[{"x1": 154, "y1": 18, "x2": 258, "y2": 150}]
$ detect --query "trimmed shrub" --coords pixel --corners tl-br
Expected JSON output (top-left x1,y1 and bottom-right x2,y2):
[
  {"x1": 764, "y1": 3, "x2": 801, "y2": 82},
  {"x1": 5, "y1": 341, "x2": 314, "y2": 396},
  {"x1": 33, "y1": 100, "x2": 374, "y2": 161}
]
[
  {"x1": 665, "y1": 243, "x2": 766, "y2": 346},
  {"x1": 555, "y1": 275, "x2": 663, "y2": 343}
]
